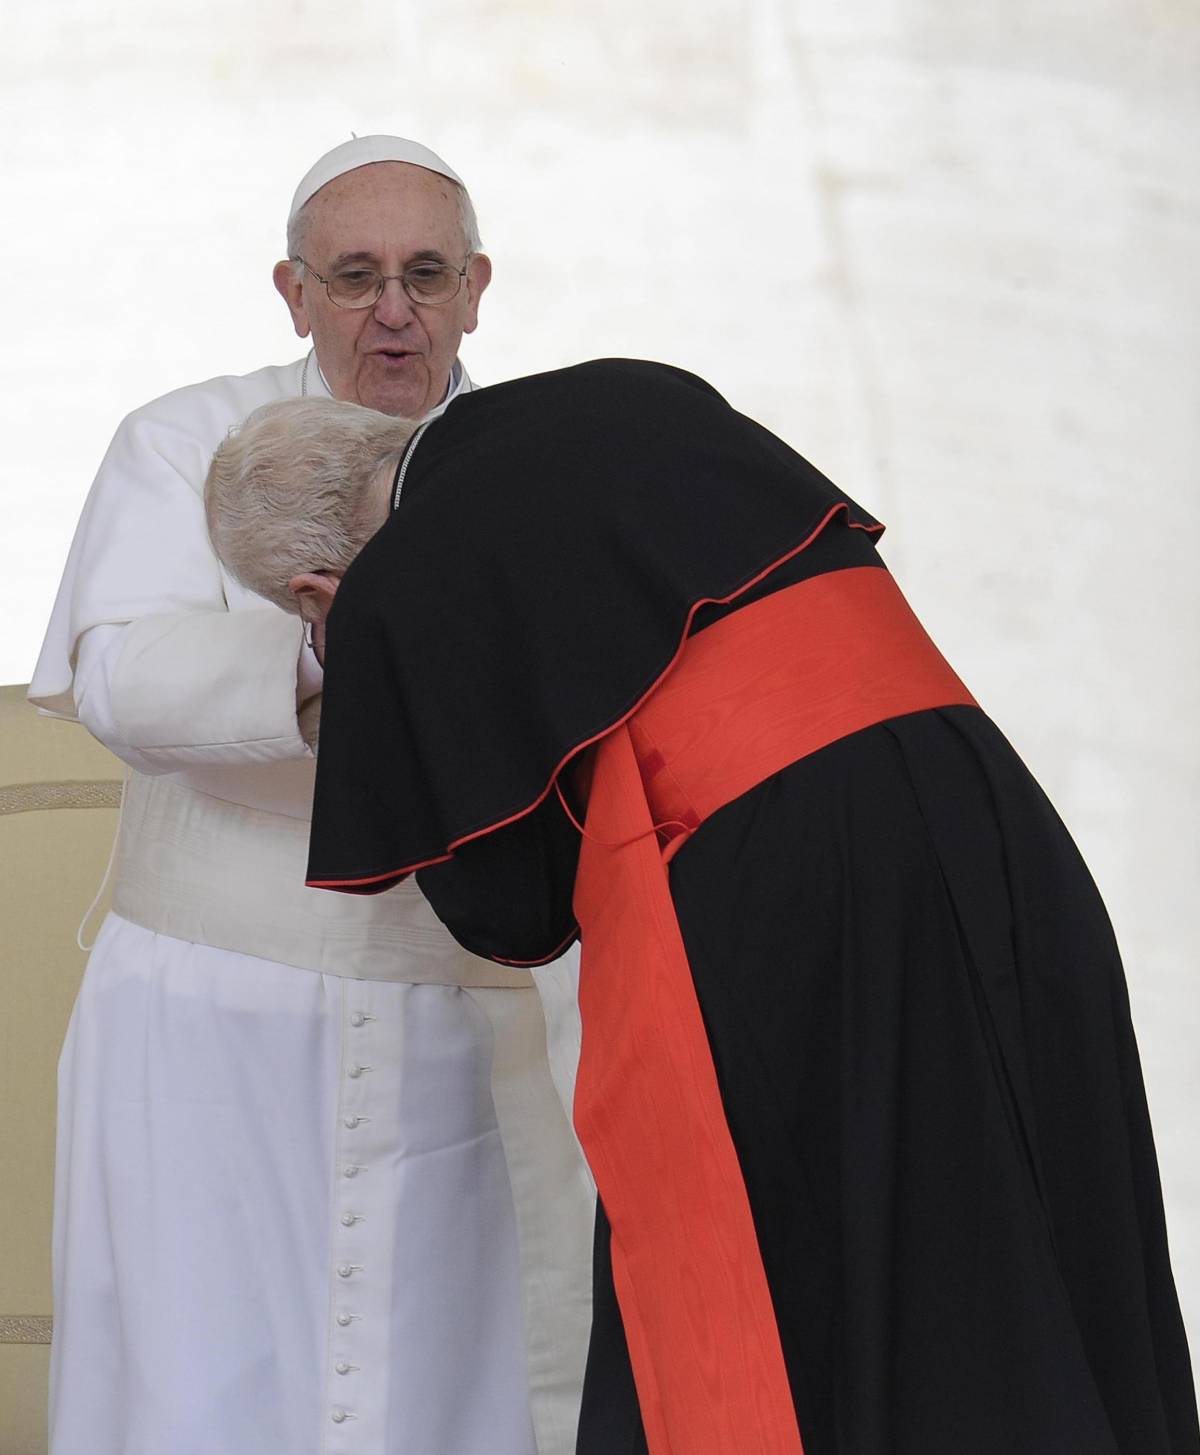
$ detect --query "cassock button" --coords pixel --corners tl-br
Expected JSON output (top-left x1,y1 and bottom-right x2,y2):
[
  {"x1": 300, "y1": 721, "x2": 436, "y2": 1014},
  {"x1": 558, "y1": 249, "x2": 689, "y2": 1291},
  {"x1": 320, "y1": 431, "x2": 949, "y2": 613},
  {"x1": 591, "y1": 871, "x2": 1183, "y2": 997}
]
[
  {"x1": 343, "y1": 1165, "x2": 360, "y2": 1178},
  {"x1": 337, "y1": 1263, "x2": 354, "y2": 1278},
  {"x1": 340, "y1": 1212, "x2": 357, "y2": 1227},
  {"x1": 350, "y1": 1011, "x2": 366, "y2": 1027},
  {"x1": 344, "y1": 1115, "x2": 361, "y2": 1129},
  {"x1": 335, "y1": 1361, "x2": 352, "y2": 1375},
  {"x1": 336, "y1": 1313, "x2": 352, "y2": 1327},
  {"x1": 331, "y1": 1408, "x2": 348, "y2": 1424},
  {"x1": 347, "y1": 1065, "x2": 364, "y2": 1079}
]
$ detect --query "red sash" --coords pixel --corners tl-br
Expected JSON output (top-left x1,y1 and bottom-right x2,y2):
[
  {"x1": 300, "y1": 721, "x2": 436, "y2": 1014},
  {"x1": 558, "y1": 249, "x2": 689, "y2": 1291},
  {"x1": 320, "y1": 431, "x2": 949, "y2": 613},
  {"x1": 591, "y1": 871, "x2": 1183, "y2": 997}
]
[{"x1": 571, "y1": 567, "x2": 977, "y2": 1455}]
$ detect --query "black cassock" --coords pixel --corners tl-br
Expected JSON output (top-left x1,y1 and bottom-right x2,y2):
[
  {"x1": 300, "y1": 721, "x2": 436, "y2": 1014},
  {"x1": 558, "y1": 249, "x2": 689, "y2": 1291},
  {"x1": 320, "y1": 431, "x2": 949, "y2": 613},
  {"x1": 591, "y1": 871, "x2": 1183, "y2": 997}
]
[{"x1": 307, "y1": 360, "x2": 1197, "y2": 1455}]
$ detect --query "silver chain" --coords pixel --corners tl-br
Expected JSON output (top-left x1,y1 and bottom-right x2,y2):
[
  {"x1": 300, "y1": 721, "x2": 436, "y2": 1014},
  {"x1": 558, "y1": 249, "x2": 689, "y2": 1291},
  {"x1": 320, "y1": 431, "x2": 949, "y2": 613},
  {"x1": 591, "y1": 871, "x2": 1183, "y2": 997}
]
[{"x1": 393, "y1": 422, "x2": 431, "y2": 511}]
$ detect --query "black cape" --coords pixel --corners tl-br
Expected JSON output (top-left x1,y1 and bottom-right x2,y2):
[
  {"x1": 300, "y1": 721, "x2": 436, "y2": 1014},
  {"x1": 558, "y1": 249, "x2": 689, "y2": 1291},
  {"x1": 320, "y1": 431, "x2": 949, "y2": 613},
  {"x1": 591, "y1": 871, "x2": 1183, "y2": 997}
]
[
  {"x1": 308, "y1": 358, "x2": 880, "y2": 915},
  {"x1": 307, "y1": 360, "x2": 1197, "y2": 1454}
]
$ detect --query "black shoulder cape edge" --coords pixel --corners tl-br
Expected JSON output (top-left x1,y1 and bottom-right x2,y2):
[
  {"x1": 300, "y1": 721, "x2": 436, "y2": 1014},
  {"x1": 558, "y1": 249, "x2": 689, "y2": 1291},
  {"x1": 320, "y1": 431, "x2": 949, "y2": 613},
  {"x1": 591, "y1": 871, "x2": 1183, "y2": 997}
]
[{"x1": 305, "y1": 502, "x2": 882, "y2": 896}]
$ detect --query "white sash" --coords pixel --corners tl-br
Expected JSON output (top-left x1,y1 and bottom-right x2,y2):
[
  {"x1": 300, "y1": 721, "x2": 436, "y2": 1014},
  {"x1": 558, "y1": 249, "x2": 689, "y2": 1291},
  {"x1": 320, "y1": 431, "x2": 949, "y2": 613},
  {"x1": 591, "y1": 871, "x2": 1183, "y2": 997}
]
[{"x1": 112, "y1": 772, "x2": 533, "y2": 988}]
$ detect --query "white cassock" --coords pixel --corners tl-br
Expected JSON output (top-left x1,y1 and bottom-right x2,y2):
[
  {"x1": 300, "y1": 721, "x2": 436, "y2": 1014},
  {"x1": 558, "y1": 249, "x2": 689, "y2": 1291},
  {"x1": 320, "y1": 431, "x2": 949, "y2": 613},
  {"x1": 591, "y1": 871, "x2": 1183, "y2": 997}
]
[{"x1": 29, "y1": 351, "x2": 595, "y2": 1455}]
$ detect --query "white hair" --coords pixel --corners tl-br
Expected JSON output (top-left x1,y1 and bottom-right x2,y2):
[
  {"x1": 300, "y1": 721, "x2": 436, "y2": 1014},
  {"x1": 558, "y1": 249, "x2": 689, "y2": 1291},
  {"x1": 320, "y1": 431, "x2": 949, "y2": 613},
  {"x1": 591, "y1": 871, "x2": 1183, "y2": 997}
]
[
  {"x1": 205, "y1": 398, "x2": 419, "y2": 613},
  {"x1": 286, "y1": 175, "x2": 482, "y2": 271}
]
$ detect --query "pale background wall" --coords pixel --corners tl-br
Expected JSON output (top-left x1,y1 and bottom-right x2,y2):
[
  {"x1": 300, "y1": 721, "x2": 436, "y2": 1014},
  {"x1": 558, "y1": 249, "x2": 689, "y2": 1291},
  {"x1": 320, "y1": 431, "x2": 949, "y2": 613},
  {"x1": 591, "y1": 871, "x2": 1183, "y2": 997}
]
[{"x1": 2, "y1": 0, "x2": 1197, "y2": 1354}]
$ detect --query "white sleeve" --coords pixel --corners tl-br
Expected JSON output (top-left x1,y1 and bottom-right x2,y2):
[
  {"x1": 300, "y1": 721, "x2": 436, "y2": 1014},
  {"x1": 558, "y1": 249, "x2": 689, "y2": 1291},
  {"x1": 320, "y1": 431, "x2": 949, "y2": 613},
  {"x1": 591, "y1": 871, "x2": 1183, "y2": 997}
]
[
  {"x1": 74, "y1": 616, "x2": 318, "y2": 773},
  {"x1": 30, "y1": 378, "x2": 326, "y2": 771},
  {"x1": 73, "y1": 623, "x2": 163, "y2": 775}
]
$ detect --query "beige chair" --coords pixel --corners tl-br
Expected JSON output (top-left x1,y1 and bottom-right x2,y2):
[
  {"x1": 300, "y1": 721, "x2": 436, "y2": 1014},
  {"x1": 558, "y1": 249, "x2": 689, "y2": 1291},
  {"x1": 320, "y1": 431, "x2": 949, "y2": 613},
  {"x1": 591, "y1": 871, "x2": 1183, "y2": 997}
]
[{"x1": 0, "y1": 684, "x2": 123, "y2": 1455}]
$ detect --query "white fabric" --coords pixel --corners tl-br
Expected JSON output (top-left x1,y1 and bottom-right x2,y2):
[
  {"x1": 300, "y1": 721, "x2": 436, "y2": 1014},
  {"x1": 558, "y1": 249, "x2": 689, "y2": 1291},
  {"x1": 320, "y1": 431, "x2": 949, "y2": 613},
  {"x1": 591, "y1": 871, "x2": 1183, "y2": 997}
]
[
  {"x1": 71, "y1": 619, "x2": 327, "y2": 819},
  {"x1": 51, "y1": 915, "x2": 539, "y2": 1455},
  {"x1": 468, "y1": 983, "x2": 596, "y2": 1454},
  {"x1": 288, "y1": 136, "x2": 465, "y2": 224},
  {"x1": 30, "y1": 352, "x2": 463, "y2": 732},
  {"x1": 83, "y1": 735, "x2": 534, "y2": 986},
  {"x1": 32, "y1": 354, "x2": 593, "y2": 1455}
]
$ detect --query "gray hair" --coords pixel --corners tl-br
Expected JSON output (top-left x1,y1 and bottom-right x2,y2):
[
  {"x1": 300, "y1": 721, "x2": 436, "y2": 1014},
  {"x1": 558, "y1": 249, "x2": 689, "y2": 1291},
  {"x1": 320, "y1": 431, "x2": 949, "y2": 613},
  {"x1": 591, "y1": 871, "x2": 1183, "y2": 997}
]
[
  {"x1": 287, "y1": 176, "x2": 482, "y2": 270},
  {"x1": 205, "y1": 398, "x2": 419, "y2": 613}
]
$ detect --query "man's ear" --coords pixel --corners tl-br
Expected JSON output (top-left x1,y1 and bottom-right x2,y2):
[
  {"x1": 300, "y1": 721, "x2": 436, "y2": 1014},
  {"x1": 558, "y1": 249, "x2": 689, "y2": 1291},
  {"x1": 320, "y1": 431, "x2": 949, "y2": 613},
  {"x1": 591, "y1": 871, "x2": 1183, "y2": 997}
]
[
  {"x1": 273, "y1": 259, "x2": 311, "y2": 340},
  {"x1": 461, "y1": 252, "x2": 492, "y2": 336},
  {"x1": 288, "y1": 572, "x2": 340, "y2": 619}
]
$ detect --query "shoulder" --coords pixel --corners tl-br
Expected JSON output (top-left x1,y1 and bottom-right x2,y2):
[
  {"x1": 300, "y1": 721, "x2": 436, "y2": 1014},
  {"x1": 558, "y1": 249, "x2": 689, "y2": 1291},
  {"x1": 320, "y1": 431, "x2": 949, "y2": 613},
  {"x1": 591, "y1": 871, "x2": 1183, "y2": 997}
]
[
  {"x1": 120, "y1": 356, "x2": 310, "y2": 439},
  {"x1": 104, "y1": 356, "x2": 311, "y2": 492}
]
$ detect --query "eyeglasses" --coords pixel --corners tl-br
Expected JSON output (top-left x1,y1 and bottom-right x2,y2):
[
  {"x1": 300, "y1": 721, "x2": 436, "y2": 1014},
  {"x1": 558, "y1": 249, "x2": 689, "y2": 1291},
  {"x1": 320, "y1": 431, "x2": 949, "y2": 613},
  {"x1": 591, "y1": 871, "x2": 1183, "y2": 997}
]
[{"x1": 293, "y1": 255, "x2": 471, "y2": 309}]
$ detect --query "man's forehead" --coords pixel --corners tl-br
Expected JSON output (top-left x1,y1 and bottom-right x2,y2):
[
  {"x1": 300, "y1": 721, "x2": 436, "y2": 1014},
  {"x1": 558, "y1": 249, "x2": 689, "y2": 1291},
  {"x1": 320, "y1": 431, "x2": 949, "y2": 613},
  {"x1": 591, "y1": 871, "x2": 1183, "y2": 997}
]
[
  {"x1": 305, "y1": 163, "x2": 464, "y2": 255},
  {"x1": 309, "y1": 161, "x2": 458, "y2": 217}
]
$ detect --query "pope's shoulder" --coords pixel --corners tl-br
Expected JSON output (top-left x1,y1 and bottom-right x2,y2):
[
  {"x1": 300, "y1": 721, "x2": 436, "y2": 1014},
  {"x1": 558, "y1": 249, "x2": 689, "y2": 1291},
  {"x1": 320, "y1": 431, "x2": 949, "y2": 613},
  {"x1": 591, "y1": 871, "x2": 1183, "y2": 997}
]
[{"x1": 114, "y1": 356, "x2": 312, "y2": 444}]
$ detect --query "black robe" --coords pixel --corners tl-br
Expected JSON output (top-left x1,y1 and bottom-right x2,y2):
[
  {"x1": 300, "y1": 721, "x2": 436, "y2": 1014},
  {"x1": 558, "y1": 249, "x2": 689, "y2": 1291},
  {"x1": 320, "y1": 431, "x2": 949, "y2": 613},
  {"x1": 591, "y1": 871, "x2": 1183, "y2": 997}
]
[{"x1": 307, "y1": 359, "x2": 1197, "y2": 1455}]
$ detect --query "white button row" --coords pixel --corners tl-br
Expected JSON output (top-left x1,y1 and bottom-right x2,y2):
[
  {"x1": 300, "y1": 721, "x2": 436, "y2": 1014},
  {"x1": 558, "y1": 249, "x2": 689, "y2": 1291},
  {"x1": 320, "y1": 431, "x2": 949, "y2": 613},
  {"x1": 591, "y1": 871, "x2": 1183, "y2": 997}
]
[{"x1": 330, "y1": 996, "x2": 371, "y2": 1435}]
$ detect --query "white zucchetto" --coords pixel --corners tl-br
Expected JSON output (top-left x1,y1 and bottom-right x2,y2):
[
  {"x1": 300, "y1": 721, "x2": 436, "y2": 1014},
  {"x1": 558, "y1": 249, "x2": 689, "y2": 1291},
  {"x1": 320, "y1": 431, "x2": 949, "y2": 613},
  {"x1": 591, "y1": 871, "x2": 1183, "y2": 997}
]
[{"x1": 288, "y1": 135, "x2": 465, "y2": 223}]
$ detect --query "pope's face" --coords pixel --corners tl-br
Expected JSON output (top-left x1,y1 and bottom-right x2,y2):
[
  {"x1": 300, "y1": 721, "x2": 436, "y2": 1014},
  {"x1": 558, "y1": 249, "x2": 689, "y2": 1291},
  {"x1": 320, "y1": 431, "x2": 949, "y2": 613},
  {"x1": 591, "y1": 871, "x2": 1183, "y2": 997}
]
[{"x1": 273, "y1": 162, "x2": 491, "y2": 417}]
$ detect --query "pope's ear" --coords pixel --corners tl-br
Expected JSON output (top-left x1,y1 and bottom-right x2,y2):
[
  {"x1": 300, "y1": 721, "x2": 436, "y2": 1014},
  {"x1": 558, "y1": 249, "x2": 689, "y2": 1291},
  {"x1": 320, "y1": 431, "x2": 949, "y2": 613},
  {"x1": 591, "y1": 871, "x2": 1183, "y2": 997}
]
[
  {"x1": 462, "y1": 252, "x2": 492, "y2": 335},
  {"x1": 288, "y1": 572, "x2": 340, "y2": 618},
  {"x1": 273, "y1": 259, "x2": 311, "y2": 339}
]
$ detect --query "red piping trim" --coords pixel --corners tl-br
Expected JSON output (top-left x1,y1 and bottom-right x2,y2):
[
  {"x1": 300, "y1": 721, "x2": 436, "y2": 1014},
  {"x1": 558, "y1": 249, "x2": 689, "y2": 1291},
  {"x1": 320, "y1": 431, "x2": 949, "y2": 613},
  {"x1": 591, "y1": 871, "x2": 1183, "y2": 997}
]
[
  {"x1": 489, "y1": 927, "x2": 581, "y2": 969},
  {"x1": 306, "y1": 504, "x2": 883, "y2": 890}
]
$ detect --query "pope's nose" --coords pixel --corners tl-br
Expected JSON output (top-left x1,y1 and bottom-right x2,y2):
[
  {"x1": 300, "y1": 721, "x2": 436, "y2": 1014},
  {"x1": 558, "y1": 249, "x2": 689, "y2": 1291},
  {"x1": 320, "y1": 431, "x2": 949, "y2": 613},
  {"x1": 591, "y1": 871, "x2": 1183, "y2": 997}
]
[{"x1": 372, "y1": 277, "x2": 418, "y2": 329}]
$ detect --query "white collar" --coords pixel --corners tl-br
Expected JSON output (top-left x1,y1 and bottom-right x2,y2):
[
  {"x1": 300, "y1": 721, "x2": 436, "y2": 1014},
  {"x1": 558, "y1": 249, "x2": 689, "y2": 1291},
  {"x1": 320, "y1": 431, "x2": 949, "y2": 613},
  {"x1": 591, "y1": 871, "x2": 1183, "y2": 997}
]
[{"x1": 302, "y1": 350, "x2": 471, "y2": 417}]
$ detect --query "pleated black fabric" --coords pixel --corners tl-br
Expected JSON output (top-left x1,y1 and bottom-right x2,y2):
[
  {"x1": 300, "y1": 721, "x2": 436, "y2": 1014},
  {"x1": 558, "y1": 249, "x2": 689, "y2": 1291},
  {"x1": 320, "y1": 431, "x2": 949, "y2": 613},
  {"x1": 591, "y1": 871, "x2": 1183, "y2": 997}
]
[{"x1": 579, "y1": 706, "x2": 1198, "y2": 1455}]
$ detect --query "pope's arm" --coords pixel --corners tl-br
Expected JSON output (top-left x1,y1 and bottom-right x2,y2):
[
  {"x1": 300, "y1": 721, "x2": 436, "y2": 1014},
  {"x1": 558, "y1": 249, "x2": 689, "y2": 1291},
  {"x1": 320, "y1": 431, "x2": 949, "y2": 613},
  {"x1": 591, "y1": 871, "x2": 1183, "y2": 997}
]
[
  {"x1": 72, "y1": 619, "x2": 321, "y2": 775},
  {"x1": 30, "y1": 385, "x2": 322, "y2": 773}
]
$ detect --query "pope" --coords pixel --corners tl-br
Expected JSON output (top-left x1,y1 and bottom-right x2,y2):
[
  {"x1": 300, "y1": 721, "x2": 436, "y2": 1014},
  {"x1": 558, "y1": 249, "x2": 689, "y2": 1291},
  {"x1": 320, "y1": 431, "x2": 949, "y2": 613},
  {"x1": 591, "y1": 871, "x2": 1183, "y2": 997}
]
[{"x1": 29, "y1": 137, "x2": 593, "y2": 1455}]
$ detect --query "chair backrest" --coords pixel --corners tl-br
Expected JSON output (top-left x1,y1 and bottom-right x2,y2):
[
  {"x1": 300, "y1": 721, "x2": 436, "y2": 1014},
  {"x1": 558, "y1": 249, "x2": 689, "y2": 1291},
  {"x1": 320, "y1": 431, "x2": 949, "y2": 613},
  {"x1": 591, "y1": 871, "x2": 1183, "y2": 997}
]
[{"x1": 0, "y1": 684, "x2": 123, "y2": 1455}]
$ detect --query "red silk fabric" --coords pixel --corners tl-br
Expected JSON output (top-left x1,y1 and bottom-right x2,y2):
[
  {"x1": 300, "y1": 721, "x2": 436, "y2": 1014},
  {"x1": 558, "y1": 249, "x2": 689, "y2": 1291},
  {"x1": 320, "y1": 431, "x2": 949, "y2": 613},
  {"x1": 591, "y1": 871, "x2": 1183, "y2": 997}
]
[{"x1": 571, "y1": 567, "x2": 977, "y2": 1455}]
